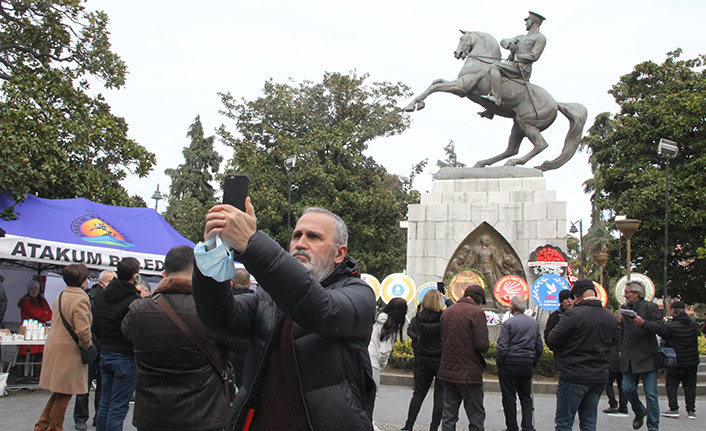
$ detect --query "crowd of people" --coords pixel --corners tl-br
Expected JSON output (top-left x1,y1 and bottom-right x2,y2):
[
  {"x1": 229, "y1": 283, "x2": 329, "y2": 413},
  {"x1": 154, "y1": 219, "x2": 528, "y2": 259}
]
[{"x1": 2, "y1": 199, "x2": 702, "y2": 431}]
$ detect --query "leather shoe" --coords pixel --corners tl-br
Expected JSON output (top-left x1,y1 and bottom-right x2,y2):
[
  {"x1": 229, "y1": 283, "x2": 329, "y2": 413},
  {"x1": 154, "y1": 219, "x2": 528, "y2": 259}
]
[
  {"x1": 75, "y1": 423, "x2": 87, "y2": 430},
  {"x1": 632, "y1": 412, "x2": 645, "y2": 429}
]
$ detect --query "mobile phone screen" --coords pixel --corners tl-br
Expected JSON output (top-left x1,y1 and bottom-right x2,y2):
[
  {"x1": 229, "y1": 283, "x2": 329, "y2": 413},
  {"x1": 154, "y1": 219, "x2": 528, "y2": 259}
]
[
  {"x1": 223, "y1": 174, "x2": 249, "y2": 212},
  {"x1": 437, "y1": 282, "x2": 445, "y2": 295}
]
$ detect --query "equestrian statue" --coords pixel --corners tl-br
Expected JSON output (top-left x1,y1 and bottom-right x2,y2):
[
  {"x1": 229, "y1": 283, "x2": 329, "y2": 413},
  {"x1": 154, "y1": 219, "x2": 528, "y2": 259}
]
[{"x1": 404, "y1": 12, "x2": 587, "y2": 171}]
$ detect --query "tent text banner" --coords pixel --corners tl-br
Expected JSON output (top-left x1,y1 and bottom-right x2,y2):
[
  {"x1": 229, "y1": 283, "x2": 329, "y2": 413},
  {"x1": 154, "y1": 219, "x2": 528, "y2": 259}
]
[{"x1": 2, "y1": 235, "x2": 165, "y2": 275}]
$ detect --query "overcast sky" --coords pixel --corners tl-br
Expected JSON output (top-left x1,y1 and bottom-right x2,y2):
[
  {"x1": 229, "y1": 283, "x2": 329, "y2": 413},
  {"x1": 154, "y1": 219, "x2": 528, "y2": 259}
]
[{"x1": 89, "y1": 0, "x2": 704, "y2": 233}]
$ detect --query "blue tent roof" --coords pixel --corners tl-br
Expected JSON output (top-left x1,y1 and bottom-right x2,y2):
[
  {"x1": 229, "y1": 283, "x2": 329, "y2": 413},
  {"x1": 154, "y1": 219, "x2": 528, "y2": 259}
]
[{"x1": 0, "y1": 194, "x2": 194, "y2": 275}]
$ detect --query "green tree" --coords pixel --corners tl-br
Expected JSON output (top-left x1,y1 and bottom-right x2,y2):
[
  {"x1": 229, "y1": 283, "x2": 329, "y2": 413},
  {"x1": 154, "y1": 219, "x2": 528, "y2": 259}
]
[
  {"x1": 581, "y1": 50, "x2": 706, "y2": 302},
  {"x1": 436, "y1": 140, "x2": 466, "y2": 169},
  {"x1": 218, "y1": 71, "x2": 414, "y2": 277},
  {"x1": 0, "y1": 0, "x2": 155, "y2": 216},
  {"x1": 163, "y1": 116, "x2": 222, "y2": 242}
]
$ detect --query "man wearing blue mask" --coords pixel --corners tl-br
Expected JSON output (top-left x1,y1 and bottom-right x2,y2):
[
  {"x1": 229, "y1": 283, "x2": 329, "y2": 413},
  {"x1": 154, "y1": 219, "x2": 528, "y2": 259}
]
[{"x1": 192, "y1": 199, "x2": 377, "y2": 431}]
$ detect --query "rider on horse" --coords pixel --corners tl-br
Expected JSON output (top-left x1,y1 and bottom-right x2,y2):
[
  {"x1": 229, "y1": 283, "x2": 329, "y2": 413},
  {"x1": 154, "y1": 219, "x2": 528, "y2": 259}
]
[{"x1": 481, "y1": 11, "x2": 546, "y2": 109}]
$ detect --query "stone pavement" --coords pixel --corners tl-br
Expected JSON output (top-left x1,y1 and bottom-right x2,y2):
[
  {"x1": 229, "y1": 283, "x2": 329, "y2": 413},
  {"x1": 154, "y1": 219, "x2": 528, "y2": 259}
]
[{"x1": 1, "y1": 384, "x2": 705, "y2": 431}]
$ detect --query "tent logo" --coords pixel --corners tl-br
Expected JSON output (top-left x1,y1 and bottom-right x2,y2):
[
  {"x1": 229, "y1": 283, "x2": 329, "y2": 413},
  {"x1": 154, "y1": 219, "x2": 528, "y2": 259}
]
[{"x1": 71, "y1": 214, "x2": 134, "y2": 248}]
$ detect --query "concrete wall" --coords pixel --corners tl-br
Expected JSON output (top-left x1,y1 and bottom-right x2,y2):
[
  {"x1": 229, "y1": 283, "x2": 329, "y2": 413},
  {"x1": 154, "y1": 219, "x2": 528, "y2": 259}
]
[{"x1": 407, "y1": 176, "x2": 567, "y2": 289}]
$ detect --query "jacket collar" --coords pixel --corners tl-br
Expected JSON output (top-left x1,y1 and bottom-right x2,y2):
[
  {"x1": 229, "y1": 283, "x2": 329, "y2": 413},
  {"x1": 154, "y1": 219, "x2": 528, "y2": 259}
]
[
  {"x1": 576, "y1": 298, "x2": 603, "y2": 308},
  {"x1": 153, "y1": 277, "x2": 192, "y2": 295},
  {"x1": 320, "y1": 255, "x2": 361, "y2": 287}
]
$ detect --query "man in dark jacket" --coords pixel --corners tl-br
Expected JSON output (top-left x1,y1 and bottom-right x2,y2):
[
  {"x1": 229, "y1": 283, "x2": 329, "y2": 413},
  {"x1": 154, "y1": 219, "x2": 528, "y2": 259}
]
[
  {"x1": 91, "y1": 257, "x2": 141, "y2": 431},
  {"x1": 543, "y1": 288, "x2": 573, "y2": 341},
  {"x1": 73, "y1": 270, "x2": 116, "y2": 430},
  {"x1": 660, "y1": 301, "x2": 700, "y2": 420},
  {"x1": 193, "y1": 202, "x2": 376, "y2": 431},
  {"x1": 496, "y1": 295, "x2": 543, "y2": 431},
  {"x1": 437, "y1": 284, "x2": 490, "y2": 431},
  {"x1": 602, "y1": 311, "x2": 628, "y2": 416},
  {"x1": 620, "y1": 280, "x2": 666, "y2": 431},
  {"x1": 546, "y1": 279, "x2": 617, "y2": 431},
  {"x1": 122, "y1": 245, "x2": 231, "y2": 431}
]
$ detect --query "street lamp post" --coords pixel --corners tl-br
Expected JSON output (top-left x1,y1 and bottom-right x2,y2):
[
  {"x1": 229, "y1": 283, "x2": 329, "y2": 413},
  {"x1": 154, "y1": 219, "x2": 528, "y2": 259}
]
[
  {"x1": 151, "y1": 185, "x2": 164, "y2": 211},
  {"x1": 658, "y1": 138, "x2": 678, "y2": 309},
  {"x1": 615, "y1": 218, "x2": 641, "y2": 281},
  {"x1": 592, "y1": 251, "x2": 609, "y2": 289},
  {"x1": 284, "y1": 155, "x2": 297, "y2": 232},
  {"x1": 569, "y1": 220, "x2": 584, "y2": 278}
]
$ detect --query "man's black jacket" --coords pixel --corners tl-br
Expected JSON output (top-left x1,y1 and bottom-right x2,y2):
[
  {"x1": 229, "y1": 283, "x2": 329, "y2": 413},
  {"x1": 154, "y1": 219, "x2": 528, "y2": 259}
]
[
  {"x1": 546, "y1": 299, "x2": 617, "y2": 385},
  {"x1": 193, "y1": 231, "x2": 377, "y2": 431},
  {"x1": 663, "y1": 312, "x2": 700, "y2": 368}
]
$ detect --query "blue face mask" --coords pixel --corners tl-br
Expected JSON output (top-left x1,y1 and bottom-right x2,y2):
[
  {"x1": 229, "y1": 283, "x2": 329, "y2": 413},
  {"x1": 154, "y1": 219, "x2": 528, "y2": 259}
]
[{"x1": 194, "y1": 235, "x2": 236, "y2": 282}]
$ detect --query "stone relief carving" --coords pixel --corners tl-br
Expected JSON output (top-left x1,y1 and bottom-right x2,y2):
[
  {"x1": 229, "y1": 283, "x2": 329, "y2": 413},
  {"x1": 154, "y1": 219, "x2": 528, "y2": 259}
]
[{"x1": 444, "y1": 222, "x2": 525, "y2": 308}]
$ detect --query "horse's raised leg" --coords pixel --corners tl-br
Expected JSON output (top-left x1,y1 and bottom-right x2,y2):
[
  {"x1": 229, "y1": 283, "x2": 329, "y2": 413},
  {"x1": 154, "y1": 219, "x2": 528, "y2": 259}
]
[
  {"x1": 404, "y1": 76, "x2": 476, "y2": 112},
  {"x1": 474, "y1": 122, "x2": 524, "y2": 167},
  {"x1": 504, "y1": 122, "x2": 548, "y2": 166}
]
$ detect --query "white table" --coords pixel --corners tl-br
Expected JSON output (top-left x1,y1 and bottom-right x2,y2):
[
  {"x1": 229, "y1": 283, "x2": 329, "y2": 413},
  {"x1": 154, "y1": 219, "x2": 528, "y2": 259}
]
[{"x1": 0, "y1": 339, "x2": 47, "y2": 386}]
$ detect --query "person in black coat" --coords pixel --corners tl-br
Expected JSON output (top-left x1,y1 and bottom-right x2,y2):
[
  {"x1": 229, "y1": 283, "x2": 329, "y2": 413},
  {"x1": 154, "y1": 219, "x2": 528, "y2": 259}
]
[
  {"x1": 122, "y1": 246, "x2": 231, "y2": 431},
  {"x1": 91, "y1": 258, "x2": 141, "y2": 431},
  {"x1": 546, "y1": 279, "x2": 617, "y2": 431},
  {"x1": 543, "y1": 289, "x2": 574, "y2": 341},
  {"x1": 402, "y1": 289, "x2": 446, "y2": 431},
  {"x1": 193, "y1": 204, "x2": 376, "y2": 431},
  {"x1": 602, "y1": 310, "x2": 627, "y2": 416},
  {"x1": 661, "y1": 301, "x2": 700, "y2": 419}
]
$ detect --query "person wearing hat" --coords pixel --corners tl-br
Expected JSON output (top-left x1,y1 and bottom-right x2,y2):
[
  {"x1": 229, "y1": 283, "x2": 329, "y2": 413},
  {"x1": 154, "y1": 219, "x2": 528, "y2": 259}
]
[
  {"x1": 619, "y1": 280, "x2": 666, "y2": 431},
  {"x1": 660, "y1": 301, "x2": 700, "y2": 420},
  {"x1": 481, "y1": 11, "x2": 547, "y2": 108},
  {"x1": 437, "y1": 285, "x2": 490, "y2": 431},
  {"x1": 543, "y1": 288, "x2": 574, "y2": 341},
  {"x1": 546, "y1": 279, "x2": 617, "y2": 431}
]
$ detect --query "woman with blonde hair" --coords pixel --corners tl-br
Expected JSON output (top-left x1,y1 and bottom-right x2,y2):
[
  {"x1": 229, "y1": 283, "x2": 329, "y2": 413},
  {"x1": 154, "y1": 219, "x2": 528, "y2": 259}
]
[
  {"x1": 402, "y1": 289, "x2": 447, "y2": 431},
  {"x1": 35, "y1": 264, "x2": 94, "y2": 431}
]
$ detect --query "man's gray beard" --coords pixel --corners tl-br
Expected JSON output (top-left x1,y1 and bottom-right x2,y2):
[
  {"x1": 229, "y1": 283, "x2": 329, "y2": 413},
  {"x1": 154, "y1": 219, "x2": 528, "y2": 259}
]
[{"x1": 292, "y1": 248, "x2": 337, "y2": 282}]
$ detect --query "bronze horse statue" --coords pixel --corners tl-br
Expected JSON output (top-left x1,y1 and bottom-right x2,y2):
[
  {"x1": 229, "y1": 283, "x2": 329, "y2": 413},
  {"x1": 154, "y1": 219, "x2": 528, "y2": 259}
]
[{"x1": 404, "y1": 31, "x2": 587, "y2": 171}]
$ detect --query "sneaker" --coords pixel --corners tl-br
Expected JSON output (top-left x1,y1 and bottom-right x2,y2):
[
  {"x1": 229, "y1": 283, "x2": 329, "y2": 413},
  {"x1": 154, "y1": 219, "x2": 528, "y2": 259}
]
[
  {"x1": 687, "y1": 411, "x2": 697, "y2": 420},
  {"x1": 75, "y1": 423, "x2": 87, "y2": 430},
  {"x1": 608, "y1": 409, "x2": 630, "y2": 418},
  {"x1": 661, "y1": 409, "x2": 679, "y2": 418},
  {"x1": 603, "y1": 406, "x2": 620, "y2": 414}
]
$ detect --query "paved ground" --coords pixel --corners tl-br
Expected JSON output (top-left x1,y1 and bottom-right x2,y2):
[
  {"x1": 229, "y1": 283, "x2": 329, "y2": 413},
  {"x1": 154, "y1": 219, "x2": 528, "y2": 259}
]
[{"x1": 1, "y1": 384, "x2": 704, "y2": 431}]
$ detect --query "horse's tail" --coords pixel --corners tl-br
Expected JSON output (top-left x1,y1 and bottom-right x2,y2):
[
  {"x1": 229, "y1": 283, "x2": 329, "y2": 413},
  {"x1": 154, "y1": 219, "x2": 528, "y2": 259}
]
[{"x1": 535, "y1": 102, "x2": 588, "y2": 171}]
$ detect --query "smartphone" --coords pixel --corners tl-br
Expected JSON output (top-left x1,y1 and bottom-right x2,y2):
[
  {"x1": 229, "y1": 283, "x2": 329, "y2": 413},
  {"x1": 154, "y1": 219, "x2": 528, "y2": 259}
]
[
  {"x1": 436, "y1": 282, "x2": 446, "y2": 295},
  {"x1": 223, "y1": 174, "x2": 250, "y2": 212}
]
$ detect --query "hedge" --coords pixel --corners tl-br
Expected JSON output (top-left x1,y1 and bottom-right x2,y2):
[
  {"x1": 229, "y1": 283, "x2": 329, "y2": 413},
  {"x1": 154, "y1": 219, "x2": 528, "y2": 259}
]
[{"x1": 388, "y1": 335, "x2": 706, "y2": 375}]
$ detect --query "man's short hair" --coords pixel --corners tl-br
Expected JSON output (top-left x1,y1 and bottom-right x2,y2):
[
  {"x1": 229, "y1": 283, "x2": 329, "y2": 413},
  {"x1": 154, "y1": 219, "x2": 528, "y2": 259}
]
[
  {"x1": 117, "y1": 257, "x2": 141, "y2": 281},
  {"x1": 301, "y1": 207, "x2": 348, "y2": 246},
  {"x1": 231, "y1": 268, "x2": 251, "y2": 288},
  {"x1": 510, "y1": 295, "x2": 527, "y2": 313},
  {"x1": 63, "y1": 264, "x2": 89, "y2": 287},
  {"x1": 164, "y1": 246, "x2": 195, "y2": 276},
  {"x1": 626, "y1": 281, "x2": 646, "y2": 298},
  {"x1": 98, "y1": 270, "x2": 113, "y2": 283}
]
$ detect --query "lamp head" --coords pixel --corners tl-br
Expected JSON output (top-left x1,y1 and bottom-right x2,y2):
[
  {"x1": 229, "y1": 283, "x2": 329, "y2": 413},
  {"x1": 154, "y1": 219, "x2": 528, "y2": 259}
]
[{"x1": 658, "y1": 139, "x2": 678, "y2": 159}]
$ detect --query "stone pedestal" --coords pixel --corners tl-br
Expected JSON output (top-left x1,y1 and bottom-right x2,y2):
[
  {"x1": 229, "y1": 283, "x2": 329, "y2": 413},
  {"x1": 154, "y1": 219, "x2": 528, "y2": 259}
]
[{"x1": 407, "y1": 167, "x2": 567, "y2": 292}]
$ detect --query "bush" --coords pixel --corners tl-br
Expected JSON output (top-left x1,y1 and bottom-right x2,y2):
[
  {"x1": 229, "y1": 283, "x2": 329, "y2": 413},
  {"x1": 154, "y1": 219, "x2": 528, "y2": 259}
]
[
  {"x1": 698, "y1": 335, "x2": 706, "y2": 355},
  {"x1": 389, "y1": 339, "x2": 414, "y2": 370},
  {"x1": 535, "y1": 344, "x2": 557, "y2": 377},
  {"x1": 388, "y1": 340, "x2": 558, "y2": 377}
]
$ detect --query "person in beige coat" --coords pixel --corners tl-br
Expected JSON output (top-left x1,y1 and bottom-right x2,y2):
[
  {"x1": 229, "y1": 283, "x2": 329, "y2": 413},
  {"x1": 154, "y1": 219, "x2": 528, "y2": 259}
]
[{"x1": 35, "y1": 264, "x2": 93, "y2": 431}]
